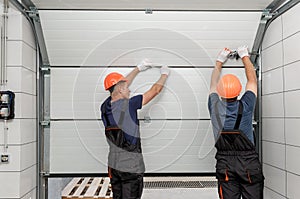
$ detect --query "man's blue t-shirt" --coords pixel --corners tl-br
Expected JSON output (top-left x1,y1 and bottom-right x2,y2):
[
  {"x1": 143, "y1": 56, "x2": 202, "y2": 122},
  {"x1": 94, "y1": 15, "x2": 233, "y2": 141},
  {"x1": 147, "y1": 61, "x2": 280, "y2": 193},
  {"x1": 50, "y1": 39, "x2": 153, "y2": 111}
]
[
  {"x1": 208, "y1": 91, "x2": 256, "y2": 144},
  {"x1": 101, "y1": 95, "x2": 143, "y2": 145}
]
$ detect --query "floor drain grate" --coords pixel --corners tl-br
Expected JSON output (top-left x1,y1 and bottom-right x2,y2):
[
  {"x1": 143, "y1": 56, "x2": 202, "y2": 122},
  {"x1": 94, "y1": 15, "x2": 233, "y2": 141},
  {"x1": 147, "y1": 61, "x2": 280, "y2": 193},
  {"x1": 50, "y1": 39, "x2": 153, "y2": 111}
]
[
  {"x1": 200, "y1": 181, "x2": 218, "y2": 188},
  {"x1": 144, "y1": 181, "x2": 217, "y2": 189}
]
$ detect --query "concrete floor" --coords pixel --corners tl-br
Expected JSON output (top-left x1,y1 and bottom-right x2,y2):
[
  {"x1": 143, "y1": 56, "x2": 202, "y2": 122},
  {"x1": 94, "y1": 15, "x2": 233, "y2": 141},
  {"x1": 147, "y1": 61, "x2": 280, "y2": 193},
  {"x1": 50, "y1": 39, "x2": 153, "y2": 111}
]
[{"x1": 142, "y1": 188, "x2": 219, "y2": 199}]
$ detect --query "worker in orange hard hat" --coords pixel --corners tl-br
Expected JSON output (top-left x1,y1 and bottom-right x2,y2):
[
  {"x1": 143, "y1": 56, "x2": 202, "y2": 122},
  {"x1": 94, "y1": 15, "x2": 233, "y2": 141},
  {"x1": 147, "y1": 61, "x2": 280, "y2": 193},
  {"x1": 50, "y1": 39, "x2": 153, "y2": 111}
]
[
  {"x1": 100, "y1": 59, "x2": 170, "y2": 199},
  {"x1": 208, "y1": 46, "x2": 264, "y2": 199}
]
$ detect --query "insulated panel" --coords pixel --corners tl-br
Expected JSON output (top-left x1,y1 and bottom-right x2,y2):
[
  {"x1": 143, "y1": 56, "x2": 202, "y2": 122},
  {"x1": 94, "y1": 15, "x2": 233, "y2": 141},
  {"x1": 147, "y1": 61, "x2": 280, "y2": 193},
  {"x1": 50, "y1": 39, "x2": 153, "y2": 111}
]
[
  {"x1": 46, "y1": 10, "x2": 253, "y2": 174},
  {"x1": 49, "y1": 120, "x2": 216, "y2": 173},
  {"x1": 50, "y1": 67, "x2": 247, "y2": 173},
  {"x1": 50, "y1": 67, "x2": 247, "y2": 120},
  {"x1": 39, "y1": 11, "x2": 261, "y2": 67}
]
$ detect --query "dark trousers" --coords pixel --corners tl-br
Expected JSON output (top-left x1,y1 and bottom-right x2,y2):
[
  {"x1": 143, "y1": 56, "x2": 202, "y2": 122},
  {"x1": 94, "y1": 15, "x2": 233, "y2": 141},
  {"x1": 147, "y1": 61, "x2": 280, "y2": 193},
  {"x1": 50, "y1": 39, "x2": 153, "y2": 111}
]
[
  {"x1": 109, "y1": 167, "x2": 144, "y2": 199},
  {"x1": 216, "y1": 153, "x2": 264, "y2": 199},
  {"x1": 218, "y1": 179, "x2": 264, "y2": 199}
]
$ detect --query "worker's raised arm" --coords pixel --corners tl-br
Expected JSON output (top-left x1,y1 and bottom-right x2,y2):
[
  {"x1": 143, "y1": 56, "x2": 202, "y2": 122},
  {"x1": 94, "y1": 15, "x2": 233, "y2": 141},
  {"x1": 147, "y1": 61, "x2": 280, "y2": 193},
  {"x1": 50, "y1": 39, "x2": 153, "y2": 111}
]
[
  {"x1": 142, "y1": 66, "x2": 170, "y2": 106},
  {"x1": 210, "y1": 48, "x2": 231, "y2": 94},
  {"x1": 125, "y1": 59, "x2": 152, "y2": 86},
  {"x1": 237, "y1": 46, "x2": 257, "y2": 96}
]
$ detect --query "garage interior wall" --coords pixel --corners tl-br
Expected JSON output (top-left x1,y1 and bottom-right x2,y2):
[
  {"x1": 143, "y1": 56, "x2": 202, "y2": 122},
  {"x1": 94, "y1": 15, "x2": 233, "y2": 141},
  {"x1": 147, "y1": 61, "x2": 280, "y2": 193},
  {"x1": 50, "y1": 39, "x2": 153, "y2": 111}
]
[
  {"x1": 0, "y1": 3, "x2": 37, "y2": 199},
  {"x1": 261, "y1": 3, "x2": 300, "y2": 199}
]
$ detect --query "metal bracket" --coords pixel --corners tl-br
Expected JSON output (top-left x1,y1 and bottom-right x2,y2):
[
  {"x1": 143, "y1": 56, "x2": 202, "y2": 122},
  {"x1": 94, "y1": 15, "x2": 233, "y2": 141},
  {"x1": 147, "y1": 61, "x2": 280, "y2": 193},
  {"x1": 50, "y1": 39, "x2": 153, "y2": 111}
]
[
  {"x1": 40, "y1": 120, "x2": 50, "y2": 126},
  {"x1": 144, "y1": 116, "x2": 151, "y2": 123},
  {"x1": 40, "y1": 171, "x2": 50, "y2": 177},
  {"x1": 145, "y1": 8, "x2": 153, "y2": 14},
  {"x1": 261, "y1": 9, "x2": 274, "y2": 21},
  {"x1": 41, "y1": 64, "x2": 51, "y2": 74},
  {"x1": 27, "y1": 6, "x2": 40, "y2": 22}
]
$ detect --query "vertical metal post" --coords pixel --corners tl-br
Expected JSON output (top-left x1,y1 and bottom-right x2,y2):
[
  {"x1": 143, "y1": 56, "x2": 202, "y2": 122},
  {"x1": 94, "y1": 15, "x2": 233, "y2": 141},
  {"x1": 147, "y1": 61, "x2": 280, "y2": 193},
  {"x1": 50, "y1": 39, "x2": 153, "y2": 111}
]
[
  {"x1": 1, "y1": 0, "x2": 8, "y2": 86},
  {"x1": 39, "y1": 68, "x2": 50, "y2": 199},
  {"x1": 24, "y1": 5, "x2": 51, "y2": 199},
  {"x1": 250, "y1": 8, "x2": 273, "y2": 161}
]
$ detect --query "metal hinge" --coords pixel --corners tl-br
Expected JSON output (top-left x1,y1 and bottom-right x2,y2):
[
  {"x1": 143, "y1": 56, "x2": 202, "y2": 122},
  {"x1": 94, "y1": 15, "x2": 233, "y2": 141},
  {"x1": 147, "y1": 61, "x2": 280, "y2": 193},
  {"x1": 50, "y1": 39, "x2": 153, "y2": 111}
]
[
  {"x1": 41, "y1": 64, "x2": 51, "y2": 74},
  {"x1": 40, "y1": 120, "x2": 50, "y2": 126},
  {"x1": 40, "y1": 171, "x2": 50, "y2": 177},
  {"x1": 27, "y1": 7, "x2": 40, "y2": 22},
  {"x1": 145, "y1": 8, "x2": 153, "y2": 14},
  {"x1": 262, "y1": 9, "x2": 274, "y2": 21},
  {"x1": 144, "y1": 116, "x2": 151, "y2": 123}
]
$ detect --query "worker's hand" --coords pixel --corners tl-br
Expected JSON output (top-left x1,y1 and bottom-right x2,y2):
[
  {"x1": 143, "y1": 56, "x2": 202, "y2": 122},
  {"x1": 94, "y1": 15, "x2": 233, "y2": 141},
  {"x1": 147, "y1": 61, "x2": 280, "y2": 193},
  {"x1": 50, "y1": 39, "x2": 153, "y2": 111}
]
[
  {"x1": 137, "y1": 59, "x2": 152, "y2": 71},
  {"x1": 237, "y1": 45, "x2": 249, "y2": 58},
  {"x1": 216, "y1": 48, "x2": 231, "y2": 63},
  {"x1": 160, "y1": 65, "x2": 170, "y2": 76}
]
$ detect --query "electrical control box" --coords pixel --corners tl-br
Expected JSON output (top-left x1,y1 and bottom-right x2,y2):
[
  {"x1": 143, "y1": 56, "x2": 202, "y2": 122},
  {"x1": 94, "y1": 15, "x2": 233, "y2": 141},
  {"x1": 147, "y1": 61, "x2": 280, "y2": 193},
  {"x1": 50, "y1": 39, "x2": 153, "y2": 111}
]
[{"x1": 0, "y1": 91, "x2": 15, "y2": 120}]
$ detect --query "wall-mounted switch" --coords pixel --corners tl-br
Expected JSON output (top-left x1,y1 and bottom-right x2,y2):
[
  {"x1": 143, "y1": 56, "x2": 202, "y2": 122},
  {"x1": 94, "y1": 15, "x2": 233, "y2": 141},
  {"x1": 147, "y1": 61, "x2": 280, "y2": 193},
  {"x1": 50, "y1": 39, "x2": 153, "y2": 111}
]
[
  {"x1": 0, "y1": 91, "x2": 15, "y2": 120},
  {"x1": 1, "y1": 154, "x2": 9, "y2": 163}
]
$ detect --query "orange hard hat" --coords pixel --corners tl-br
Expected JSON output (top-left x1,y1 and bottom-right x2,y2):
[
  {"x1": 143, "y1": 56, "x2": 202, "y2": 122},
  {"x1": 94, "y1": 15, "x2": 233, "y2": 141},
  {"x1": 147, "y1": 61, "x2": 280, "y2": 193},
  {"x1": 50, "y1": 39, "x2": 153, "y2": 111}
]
[
  {"x1": 104, "y1": 72, "x2": 127, "y2": 90},
  {"x1": 216, "y1": 74, "x2": 242, "y2": 99}
]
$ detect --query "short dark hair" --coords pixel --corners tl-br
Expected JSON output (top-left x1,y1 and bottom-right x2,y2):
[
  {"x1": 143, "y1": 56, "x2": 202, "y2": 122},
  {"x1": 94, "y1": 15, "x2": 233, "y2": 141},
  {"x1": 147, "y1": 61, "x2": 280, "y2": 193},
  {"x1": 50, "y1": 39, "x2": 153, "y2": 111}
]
[
  {"x1": 108, "y1": 85, "x2": 115, "y2": 93},
  {"x1": 108, "y1": 80, "x2": 127, "y2": 94}
]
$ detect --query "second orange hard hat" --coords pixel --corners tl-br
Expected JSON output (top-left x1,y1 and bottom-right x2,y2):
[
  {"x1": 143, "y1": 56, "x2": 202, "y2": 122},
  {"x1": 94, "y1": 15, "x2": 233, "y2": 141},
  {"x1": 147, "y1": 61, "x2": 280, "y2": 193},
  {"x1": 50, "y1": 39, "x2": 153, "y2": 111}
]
[{"x1": 217, "y1": 74, "x2": 242, "y2": 99}]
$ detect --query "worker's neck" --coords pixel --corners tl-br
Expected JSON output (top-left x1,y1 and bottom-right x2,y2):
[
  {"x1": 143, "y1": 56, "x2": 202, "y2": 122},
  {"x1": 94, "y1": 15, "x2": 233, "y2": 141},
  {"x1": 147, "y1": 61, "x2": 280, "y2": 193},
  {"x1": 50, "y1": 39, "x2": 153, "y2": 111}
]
[{"x1": 111, "y1": 93, "x2": 124, "y2": 103}]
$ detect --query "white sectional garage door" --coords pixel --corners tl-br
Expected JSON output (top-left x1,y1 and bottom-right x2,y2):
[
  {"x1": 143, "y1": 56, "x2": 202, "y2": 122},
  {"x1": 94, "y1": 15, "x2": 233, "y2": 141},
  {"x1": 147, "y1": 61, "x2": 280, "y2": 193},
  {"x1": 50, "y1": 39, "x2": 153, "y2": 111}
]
[{"x1": 40, "y1": 11, "x2": 260, "y2": 174}]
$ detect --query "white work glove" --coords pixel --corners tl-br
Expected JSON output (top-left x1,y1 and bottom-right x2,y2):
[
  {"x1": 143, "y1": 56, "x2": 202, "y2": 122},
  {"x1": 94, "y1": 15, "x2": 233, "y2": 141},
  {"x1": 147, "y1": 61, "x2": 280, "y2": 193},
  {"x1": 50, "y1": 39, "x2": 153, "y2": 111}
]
[
  {"x1": 137, "y1": 59, "x2": 152, "y2": 71},
  {"x1": 160, "y1": 65, "x2": 170, "y2": 76},
  {"x1": 216, "y1": 48, "x2": 231, "y2": 63},
  {"x1": 237, "y1": 45, "x2": 249, "y2": 58}
]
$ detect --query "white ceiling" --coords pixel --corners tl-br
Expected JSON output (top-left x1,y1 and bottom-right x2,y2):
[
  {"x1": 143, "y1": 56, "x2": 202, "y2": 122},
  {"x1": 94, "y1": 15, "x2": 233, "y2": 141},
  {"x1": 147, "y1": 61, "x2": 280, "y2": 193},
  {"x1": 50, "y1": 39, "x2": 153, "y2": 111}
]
[{"x1": 31, "y1": 0, "x2": 274, "y2": 11}]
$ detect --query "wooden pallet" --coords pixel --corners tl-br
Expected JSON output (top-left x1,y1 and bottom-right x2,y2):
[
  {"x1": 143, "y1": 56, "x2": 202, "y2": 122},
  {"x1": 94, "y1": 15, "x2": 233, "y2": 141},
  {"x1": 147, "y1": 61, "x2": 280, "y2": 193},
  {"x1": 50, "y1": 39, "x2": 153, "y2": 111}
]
[{"x1": 62, "y1": 177, "x2": 113, "y2": 199}]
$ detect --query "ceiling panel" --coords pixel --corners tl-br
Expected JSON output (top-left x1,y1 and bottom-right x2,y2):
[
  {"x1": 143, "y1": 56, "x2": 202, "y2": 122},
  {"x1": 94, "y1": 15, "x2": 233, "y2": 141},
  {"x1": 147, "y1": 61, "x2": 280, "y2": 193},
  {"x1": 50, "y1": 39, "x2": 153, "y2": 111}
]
[{"x1": 32, "y1": 0, "x2": 274, "y2": 11}]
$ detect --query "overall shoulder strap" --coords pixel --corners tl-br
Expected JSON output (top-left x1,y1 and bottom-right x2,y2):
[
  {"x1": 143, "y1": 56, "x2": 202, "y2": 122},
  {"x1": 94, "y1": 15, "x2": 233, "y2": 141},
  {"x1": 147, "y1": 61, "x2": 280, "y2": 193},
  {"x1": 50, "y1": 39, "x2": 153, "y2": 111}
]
[
  {"x1": 118, "y1": 99, "x2": 128, "y2": 128},
  {"x1": 214, "y1": 100, "x2": 223, "y2": 130},
  {"x1": 101, "y1": 103, "x2": 111, "y2": 127},
  {"x1": 233, "y1": 101, "x2": 243, "y2": 130}
]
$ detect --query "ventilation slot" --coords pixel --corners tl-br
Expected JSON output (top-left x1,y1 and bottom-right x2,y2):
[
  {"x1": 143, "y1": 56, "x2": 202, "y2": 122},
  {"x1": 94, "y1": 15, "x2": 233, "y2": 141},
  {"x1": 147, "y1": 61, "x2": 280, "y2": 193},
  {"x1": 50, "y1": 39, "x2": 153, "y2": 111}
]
[{"x1": 144, "y1": 180, "x2": 217, "y2": 189}]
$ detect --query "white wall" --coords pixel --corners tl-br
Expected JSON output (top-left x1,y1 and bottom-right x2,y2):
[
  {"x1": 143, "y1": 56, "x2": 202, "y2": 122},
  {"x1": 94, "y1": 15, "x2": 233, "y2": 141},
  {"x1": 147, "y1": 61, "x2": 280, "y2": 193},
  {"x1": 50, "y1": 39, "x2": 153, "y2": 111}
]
[
  {"x1": 261, "y1": 2, "x2": 300, "y2": 198},
  {"x1": 0, "y1": 4, "x2": 37, "y2": 199}
]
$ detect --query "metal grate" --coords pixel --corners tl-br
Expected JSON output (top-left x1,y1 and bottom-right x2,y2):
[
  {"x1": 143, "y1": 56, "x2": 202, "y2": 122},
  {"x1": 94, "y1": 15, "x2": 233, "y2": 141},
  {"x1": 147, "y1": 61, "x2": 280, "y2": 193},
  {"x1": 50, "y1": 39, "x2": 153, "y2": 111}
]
[
  {"x1": 200, "y1": 181, "x2": 218, "y2": 188},
  {"x1": 144, "y1": 180, "x2": 217, "y2": 189}
]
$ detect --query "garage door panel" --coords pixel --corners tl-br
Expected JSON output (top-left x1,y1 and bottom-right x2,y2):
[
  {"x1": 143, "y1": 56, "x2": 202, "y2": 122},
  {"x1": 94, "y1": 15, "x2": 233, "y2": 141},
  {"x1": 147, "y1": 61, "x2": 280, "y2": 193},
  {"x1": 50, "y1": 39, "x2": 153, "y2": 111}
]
[
  {"x1": 51, "y1": 68, "x2": 246, "y2": 120},
  {"x1": 45, "y1": 10, "x2": 257, "y2": 174},
  {"x1": 40, "y1": 11, "x2": 260, "y2": 66},
  {"x1": 50, "y1": 120, "x2": 216, "y2": 173}
]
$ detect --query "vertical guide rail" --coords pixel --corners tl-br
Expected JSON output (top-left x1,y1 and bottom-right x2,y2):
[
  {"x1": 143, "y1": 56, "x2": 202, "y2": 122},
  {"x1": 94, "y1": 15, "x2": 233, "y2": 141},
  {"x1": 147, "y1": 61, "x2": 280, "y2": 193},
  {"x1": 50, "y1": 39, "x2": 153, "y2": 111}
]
[
  {"x1": 250, "y1": 9, "x2": 273, "y2": 161},
  {"x1": 1, "y1": 0, "x2": 8, "y2": 86},
  {"x1": 39, "y1": 67, "x2": 50, "y2": 199}
]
